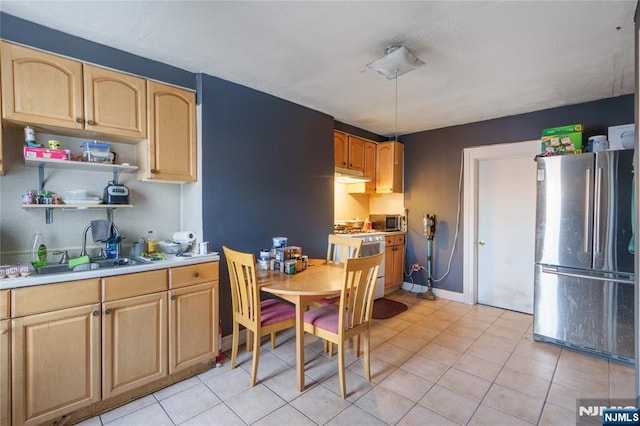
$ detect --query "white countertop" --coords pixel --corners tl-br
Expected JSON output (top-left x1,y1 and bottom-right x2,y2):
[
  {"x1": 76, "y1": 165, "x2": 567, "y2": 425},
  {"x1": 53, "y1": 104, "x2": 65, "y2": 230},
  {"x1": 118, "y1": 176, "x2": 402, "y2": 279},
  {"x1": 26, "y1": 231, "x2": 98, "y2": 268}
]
[{"x1": 0, "y1": 253, "x2": 221, "y2": 290}]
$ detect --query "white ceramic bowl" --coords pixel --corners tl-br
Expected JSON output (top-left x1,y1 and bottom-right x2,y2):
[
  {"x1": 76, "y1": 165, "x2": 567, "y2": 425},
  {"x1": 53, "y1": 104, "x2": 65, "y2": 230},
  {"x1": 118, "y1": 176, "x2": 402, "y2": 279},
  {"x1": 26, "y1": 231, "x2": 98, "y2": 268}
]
[{"x1": 65, "y1": 189, "x2": 88, "y2": 200}]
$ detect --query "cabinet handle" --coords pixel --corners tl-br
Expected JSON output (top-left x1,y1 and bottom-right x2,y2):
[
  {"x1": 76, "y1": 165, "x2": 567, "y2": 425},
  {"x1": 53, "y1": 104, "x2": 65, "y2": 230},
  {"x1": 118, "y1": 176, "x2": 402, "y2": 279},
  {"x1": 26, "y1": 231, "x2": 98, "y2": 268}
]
[
  {"x1": 0, "y1": 329, "x2": 7, "y2": 335},
  {"x1": 171, "y1": 295, "x2": 176, "y2": 301},
  {"x1": 87, "y1": 120, "x2": 94, "y2": 126},
  {"x1": 105, "y1": 308, "x2": 113, "y2": 315},
  {"x1": 92, "y1": 310, "x2": 100, "y2": 317},
  {"x1": 150, "y1": 169, "x2": 157, "y2": 174},
  {"x1": 193, "y1": 272, "x2": 200, "y2": 278},
  {"x1": 75, "y1": 117, "x2": 84, "y2": 124}
]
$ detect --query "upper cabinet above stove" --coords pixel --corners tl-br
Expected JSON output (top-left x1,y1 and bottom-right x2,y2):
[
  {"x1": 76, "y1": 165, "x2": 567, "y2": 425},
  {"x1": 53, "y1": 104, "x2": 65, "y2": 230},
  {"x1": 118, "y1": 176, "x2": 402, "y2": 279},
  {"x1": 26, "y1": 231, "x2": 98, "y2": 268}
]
[
  {"x1": 376, "y1": 141, "x2": 403, "y2": 194},
  {"x1": 334, "y1": 131, "x2": 377, "y2": 194}
]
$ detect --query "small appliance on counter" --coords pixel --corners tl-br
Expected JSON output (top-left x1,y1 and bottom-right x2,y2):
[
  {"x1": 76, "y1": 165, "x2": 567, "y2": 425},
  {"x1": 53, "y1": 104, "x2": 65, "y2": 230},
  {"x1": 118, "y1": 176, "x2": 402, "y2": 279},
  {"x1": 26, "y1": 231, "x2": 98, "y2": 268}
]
[
  {"x1": 370, "y1": 214, "x2": 405, "y2": 232},
  {"x1": 103, "y1": 181, "x2": 130, "y2": 204}
]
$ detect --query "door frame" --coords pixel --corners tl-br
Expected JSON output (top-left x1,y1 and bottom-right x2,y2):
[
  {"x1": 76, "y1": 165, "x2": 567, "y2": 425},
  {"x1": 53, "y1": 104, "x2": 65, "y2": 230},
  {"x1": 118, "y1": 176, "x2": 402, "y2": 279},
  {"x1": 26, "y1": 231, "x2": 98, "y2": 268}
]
[{"x1": 462, "y1": 139, "x2": 541, "y2": 305}]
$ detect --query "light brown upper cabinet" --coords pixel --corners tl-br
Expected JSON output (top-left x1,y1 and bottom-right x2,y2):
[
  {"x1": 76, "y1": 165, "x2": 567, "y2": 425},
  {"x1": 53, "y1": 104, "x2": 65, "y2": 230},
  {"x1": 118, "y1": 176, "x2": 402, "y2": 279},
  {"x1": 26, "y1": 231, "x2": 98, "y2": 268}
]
[
  {"x1": 363, "y1": 140, "x2": 377, "y2": 193},
  {"x1": 376, "y1": 141, "x2": 404, "y2": 193},
  {"x1": 347, "y1": 135, "x2": 366, "y2": 172},
  {"x1": 82, "y1": 64, "x2": 146, "y2": 138},
  {"x1": 334, "y1": 131, "x2": 367, "y2": 173},
  {"x1": 1, "y1": 41, "x2": 84, "y2": 130},
  {"x1": 1, "y1": 41, "x2": 146, "y2": 140},
  {"x1": 141, "y1": 81, "x2": 196, "y2": 182},
  {"x1": 334, "y1": 130, "x2": 348, "y2": 168}
]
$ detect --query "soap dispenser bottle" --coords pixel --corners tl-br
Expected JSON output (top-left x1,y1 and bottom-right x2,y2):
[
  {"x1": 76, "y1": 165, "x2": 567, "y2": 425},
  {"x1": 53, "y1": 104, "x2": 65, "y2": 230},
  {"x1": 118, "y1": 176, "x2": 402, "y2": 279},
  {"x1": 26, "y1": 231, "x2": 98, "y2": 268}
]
[{"x1": 31, "y1": 230, "x2": 48, "y2": 267}]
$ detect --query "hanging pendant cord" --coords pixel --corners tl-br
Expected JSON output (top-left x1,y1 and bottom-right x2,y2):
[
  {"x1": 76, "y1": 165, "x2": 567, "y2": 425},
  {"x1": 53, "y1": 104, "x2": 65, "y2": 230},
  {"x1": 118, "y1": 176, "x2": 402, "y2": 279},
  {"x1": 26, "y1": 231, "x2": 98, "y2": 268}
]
[{"x1": 394, "y1": 69, "x2": 398, "y2": 142}]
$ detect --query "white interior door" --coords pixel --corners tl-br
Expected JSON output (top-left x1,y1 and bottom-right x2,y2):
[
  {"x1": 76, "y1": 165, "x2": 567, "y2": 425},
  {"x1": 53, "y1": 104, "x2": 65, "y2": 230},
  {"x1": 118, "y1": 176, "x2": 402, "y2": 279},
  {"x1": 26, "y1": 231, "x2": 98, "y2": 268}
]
[{"x1": 476, "y1": 154, "x2": 536, "y2": 313}]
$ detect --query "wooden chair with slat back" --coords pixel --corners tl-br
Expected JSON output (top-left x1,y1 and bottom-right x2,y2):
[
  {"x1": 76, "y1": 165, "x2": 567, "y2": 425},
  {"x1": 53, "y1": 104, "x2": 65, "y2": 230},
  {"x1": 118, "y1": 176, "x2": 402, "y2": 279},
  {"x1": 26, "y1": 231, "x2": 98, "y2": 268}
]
[
  {"x1": 318, "y1": 234, "x2": 364, "y2": 355},
  {"x1": 327, "y1": 234, "x2": 363, "y2": 263},
  {"x1": 223, "y1": 246, "x2": 296, "y2": 386},
  {"x1": 303, "y1": 252, "x2": 384, "y2": 398}
]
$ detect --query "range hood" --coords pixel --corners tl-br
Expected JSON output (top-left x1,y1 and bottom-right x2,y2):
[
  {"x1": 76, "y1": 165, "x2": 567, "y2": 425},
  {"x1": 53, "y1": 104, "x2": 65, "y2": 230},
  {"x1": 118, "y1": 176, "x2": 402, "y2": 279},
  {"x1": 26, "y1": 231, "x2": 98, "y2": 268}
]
[{"x1": 334, "y1": 167, "x2": 372, "y2": 184}]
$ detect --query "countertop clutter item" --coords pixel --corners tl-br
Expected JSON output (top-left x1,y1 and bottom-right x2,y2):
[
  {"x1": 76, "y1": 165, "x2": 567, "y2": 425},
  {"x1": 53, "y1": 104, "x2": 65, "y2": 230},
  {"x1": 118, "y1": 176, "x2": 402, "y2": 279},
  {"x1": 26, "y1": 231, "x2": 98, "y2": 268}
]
[
  {"x1": 158, "y1": 240, "x2": 192, "y2": 254},
  {"x1": 22, "y1": 189, "x2": 63, "y2": 205},
  {"x1": 102, "y1": 181, "x2": 129, "y2": 204},
  {"x1": 587, "y1": 135, "x2": 609, "y2": 152},
  {"x1": 145, "y1": 231, "x2": 157, "y2": 254},
  {"x1": 31, "y1": 231, "x2": 47, "y2": 267},
  {"x1": 540, "y1": 124, "x2": 583, "y2": 155},
  {"x1": 81, "y1": 141, "x2": 114, "y2": 163},
  {"x1": 172, "y1": 231, "x2": 196, "y2": 243},
  {"x1": 91, "y1": 220, "x2": 113, "y2": 243},
  {"x1": 608, "y1": 124, "x2": 635, "y2": 150},
  {"x1": 23, "y1": 146, "x2": 70, "y2": 160}
]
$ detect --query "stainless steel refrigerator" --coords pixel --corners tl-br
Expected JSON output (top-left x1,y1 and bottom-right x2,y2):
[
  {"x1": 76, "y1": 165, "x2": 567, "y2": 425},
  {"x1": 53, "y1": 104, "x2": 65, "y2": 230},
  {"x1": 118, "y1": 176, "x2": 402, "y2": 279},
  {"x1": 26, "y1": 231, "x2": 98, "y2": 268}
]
[{"x1": 534, "y1": 149, "x2": 635, "y2": 363}]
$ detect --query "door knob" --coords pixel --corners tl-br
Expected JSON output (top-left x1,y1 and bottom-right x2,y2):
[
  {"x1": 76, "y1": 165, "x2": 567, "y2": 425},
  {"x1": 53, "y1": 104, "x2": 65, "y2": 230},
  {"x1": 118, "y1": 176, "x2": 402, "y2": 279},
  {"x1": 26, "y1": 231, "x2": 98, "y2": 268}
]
[{"x1": 478, "y1": 240, "x2": 486, "y2": 246}]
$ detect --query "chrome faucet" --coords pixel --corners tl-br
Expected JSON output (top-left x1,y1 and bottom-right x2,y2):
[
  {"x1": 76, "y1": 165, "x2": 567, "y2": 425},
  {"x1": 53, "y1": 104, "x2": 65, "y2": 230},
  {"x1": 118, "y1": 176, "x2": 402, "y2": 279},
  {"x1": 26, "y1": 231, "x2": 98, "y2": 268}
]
[
  {"x1": 80, "y1": 224, "x2": 92, "y2": 257},
  {"x1": 80, "y1": 222, "x2": 120, "y2": 258}
]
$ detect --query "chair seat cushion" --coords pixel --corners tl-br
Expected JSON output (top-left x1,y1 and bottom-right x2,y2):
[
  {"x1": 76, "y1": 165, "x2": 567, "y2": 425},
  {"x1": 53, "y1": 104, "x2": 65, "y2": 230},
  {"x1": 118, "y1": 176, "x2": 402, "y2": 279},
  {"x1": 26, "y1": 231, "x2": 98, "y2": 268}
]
[
  {"x1": 315, "y1": 295, "x2": 339, "y2": 306},
  {"x1": 260, "y1": 299, "x2": 295, "y2": 326},
  {"x1": 304, "y1": 304, "x2": 339, "y2": 333}
]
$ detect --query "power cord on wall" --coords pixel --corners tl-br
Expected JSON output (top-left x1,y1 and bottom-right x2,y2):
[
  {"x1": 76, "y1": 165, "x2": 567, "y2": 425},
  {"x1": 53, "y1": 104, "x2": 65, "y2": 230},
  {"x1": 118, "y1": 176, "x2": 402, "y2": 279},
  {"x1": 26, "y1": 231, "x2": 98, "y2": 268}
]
[{"x1": 405, "y1": 149, "x2": 464, "y2": 287}]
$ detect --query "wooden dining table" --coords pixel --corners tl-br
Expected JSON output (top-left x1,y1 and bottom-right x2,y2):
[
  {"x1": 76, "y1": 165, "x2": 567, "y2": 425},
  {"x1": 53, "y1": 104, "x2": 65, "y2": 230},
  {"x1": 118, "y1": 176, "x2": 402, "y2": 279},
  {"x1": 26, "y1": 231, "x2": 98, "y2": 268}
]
[{"x1": 258, "y1": 259, "x2": 344, "y2": 391}]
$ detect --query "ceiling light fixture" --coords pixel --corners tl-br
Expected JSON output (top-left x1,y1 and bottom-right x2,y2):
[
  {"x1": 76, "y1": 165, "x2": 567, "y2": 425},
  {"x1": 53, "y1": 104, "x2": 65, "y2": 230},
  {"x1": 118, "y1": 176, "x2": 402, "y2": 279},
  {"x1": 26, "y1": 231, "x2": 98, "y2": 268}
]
[
  {"x1": 366, "y1": 45, "x2": 425, "y2": 80},
  {"x1": 367, "y1": 45, "x2": 425, "y2": 141}
]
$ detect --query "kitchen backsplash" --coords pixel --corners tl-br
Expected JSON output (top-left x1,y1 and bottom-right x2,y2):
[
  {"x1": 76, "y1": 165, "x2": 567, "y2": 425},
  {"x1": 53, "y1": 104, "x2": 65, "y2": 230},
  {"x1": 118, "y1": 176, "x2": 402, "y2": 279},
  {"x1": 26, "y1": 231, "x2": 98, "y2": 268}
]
[{"x1": 0, "y1": 128, "x2": 201, "y2": 264}]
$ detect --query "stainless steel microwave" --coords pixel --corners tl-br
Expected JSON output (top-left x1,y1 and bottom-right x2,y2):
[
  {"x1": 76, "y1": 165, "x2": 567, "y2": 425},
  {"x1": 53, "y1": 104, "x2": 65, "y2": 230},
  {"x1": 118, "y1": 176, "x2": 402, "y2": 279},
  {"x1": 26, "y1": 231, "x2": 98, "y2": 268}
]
[{"x1": 370, "y1": 214, "x2": 404, "y2": 232}]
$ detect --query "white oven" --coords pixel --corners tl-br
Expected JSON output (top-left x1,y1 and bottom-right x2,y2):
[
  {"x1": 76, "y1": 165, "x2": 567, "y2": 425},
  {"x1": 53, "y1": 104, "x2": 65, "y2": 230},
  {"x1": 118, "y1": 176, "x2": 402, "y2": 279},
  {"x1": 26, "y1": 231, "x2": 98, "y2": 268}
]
[{"x1": 337, "y1": 233, "x2": 386, "y2": 299}]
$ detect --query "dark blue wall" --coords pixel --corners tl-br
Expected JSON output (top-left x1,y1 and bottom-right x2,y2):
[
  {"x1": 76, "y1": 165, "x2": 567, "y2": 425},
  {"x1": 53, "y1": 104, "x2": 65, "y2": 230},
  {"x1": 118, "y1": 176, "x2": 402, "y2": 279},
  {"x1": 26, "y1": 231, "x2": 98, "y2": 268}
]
[
  {"x1": 198, "y1": 74, "x2": 335, "y2": 332},
  {"x1": 402, "y1": 94, "x2": 635, "y2": 293}
]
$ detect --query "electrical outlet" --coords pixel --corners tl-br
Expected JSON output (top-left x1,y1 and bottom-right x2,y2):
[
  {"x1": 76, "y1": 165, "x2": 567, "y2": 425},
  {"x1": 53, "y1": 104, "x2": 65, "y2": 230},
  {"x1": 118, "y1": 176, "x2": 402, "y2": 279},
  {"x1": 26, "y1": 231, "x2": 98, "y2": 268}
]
[{"x1": 412, "y1": 263, "x2": 421, "y2": 272}]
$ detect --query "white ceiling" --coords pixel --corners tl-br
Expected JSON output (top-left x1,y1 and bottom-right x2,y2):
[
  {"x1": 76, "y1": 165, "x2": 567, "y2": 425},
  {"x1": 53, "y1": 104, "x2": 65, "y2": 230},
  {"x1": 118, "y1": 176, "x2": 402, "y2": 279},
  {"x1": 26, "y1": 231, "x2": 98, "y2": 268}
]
[{"x1": 1, "y1": 1, "x2": 636, "y2": 137}]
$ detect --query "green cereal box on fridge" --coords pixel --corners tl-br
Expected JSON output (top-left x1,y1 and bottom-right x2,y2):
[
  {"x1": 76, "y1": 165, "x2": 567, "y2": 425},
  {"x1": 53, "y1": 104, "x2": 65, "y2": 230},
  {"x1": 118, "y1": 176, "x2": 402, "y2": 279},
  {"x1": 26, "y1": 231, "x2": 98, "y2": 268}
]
[{"x1": 541, "y1": 124, "x2": 583, "y2": 155}]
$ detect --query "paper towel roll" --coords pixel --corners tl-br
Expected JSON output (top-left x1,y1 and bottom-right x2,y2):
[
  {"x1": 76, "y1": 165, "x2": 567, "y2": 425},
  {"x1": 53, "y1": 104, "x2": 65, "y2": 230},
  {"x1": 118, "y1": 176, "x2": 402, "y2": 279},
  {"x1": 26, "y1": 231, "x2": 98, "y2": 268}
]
[{"x1": 173, "y1": 231, "x2": 195, "y2": 242}]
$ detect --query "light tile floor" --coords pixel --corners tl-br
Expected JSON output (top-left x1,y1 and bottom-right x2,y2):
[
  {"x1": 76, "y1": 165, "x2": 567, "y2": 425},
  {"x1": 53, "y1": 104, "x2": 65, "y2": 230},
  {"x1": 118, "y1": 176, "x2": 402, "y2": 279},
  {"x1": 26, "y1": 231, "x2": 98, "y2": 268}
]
[{"x1": 78, "y1": 290, "x2": 634, "y2": 425}]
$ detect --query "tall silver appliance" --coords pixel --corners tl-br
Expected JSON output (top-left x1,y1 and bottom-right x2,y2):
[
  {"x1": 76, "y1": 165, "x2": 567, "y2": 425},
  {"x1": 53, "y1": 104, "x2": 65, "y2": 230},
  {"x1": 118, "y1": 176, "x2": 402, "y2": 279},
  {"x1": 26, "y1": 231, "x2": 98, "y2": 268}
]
[{"x1": 534, "y1": 149, "x2": 635, "y2": 363}]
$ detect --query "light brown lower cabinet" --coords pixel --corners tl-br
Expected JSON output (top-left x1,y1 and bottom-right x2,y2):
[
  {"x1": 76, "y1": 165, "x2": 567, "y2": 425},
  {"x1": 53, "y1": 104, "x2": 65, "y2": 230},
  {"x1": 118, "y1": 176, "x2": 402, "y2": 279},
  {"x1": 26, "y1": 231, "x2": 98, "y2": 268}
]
[
  {"x1": 12, "y1": 304, "x2": 101, "y2": 426},
  {"x1": 384, "y1": 234, "x2": 406, "y2": 290},
  {"x1": 102, "y1": 292, "x2": 168, "y2": 398},
  {"x1": 6, "y1": 261, "x2": 219, "y2": 425},
  {"x1": 169, "y1": 282, "x2": 218, "y2": 373},
  {"x1": 0, "y1": 319, "x2": 10, "y2": 426}
]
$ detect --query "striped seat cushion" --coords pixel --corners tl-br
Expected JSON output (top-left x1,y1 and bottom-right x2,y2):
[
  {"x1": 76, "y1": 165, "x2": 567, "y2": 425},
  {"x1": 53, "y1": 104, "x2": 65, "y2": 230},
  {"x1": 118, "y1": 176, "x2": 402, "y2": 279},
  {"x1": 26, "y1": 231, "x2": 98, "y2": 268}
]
[
  {"x1": 260, "y1": 298, "x2": 296, "y2": 326},
  {"x1": 303, "y1": 304, "x2": 339, "y2": 333}
]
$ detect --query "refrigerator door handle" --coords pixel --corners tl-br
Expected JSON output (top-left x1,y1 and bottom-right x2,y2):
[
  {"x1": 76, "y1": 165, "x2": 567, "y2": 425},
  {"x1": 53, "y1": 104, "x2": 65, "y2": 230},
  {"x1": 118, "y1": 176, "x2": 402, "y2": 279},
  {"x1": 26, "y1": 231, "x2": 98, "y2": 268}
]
[
  {"x1": 584, "y1": 168, "x2": 591, "y2": 252},
  {"x1": 541, "y1": 266, "x2": 634, "y2": 285},
  {"x1": 594, "y1": 166, "x2": 603, "y2": 253}
]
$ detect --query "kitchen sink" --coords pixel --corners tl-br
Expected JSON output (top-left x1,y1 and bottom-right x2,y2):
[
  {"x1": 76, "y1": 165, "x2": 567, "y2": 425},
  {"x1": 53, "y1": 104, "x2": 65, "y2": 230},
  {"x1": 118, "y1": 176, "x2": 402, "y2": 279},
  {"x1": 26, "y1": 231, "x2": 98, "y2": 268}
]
[{"x1": 37, "y1": 257, "x2": 144, "y2": 275}]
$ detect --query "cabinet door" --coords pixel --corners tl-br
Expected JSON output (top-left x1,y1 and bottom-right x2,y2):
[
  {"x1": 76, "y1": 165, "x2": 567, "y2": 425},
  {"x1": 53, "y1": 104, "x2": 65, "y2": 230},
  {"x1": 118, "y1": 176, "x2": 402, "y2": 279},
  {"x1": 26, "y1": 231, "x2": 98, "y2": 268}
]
[
  {"x1": 1, "y1": 41, "x2": 84, "y2": 129},
  {"x1": 145, "y1": 81, "x2": 196, "y2": 182},
  {"x1": 0, "y1": 319, "x2": 9, "y2": 426},
  {"x1": 334, "y1": 131, "x2": 348, "y2": 168},
  {"x1": 83, "y1": 64, "x2": 147, "y2": 138},
  {"x1": 169, "y1": 282, "x2": 218, "y2": 373},
  {"x1": 347, "y1": 136, "x2": 366, "y2": 172},
  {"x1": 392, "y1": 244, "x2": 405, "y2": 286},
  {"x1": 12, "y1": 304, "x2": 101, "y2": 426},
  {"x1": 363, "y1": 141, "x2": 377, "y2": 193},
  {"x1": 384, "y1": 245, "x2": 395, "y2": 288},
  {"x1": 102, "y1": 292, "x2": 167, "y2": 398},
  {"x1": 376, "y1": 141, "x2": 404, "y2": 193}
]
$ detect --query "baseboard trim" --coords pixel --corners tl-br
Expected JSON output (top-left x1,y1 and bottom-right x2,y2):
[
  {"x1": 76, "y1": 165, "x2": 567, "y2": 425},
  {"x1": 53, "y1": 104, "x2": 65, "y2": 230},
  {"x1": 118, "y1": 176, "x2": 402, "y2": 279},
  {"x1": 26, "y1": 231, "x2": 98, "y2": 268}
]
[{"x1": 401, "y1": 282, "x2": 466, "y2": 303}]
